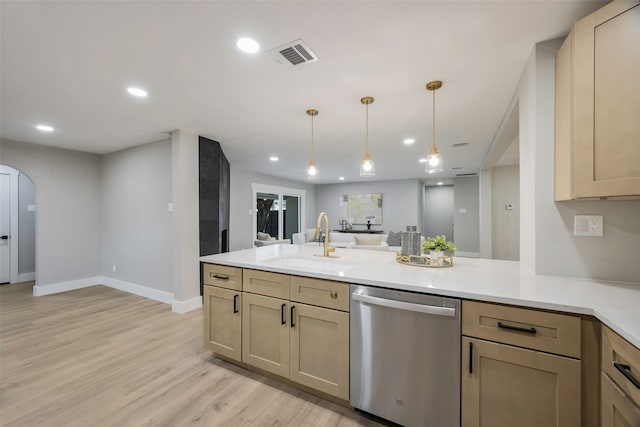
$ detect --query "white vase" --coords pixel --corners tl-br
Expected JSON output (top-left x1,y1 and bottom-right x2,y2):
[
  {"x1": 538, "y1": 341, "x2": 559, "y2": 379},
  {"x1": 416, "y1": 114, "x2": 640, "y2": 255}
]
[{"x1": 429, "y1": 250, "x2": 444, "y2": 266}]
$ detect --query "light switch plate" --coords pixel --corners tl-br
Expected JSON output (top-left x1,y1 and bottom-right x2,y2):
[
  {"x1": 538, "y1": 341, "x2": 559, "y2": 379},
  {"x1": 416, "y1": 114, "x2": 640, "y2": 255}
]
[{"x1": 574, "y1": 215, "x2": 603, "y2": 236}]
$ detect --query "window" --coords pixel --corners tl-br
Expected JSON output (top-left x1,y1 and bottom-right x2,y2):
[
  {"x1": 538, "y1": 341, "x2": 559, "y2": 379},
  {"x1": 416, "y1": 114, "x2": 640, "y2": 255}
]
[{"x1": 252, "y1": 184, "x2": 306, "y2": 243}]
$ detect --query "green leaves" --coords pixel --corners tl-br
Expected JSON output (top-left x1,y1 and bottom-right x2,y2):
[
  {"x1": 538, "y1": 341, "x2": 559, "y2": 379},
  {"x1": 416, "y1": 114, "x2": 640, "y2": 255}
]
[{"x1": 421, "y1": 235, "x2": 457, "y2": 253}]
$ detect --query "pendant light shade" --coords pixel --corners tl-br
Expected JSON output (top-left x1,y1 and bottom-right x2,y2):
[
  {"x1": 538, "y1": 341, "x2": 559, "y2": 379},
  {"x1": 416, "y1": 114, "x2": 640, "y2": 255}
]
[
  {"x1": 306, "y1": 109, "x2": 319, "y2": 181},
  {"x1": 426, "y1": 81, "x2": 444, "y2": 174},
  {"x1": 360, "y1": 96, "x2": 375, "y2": 177}
]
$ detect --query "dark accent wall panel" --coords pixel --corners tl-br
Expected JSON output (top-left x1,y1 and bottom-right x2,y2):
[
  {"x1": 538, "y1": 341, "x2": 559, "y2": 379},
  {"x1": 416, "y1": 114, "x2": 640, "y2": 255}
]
[{"x1": 199, "y1": 136, "x2": 230, "y2": 258}]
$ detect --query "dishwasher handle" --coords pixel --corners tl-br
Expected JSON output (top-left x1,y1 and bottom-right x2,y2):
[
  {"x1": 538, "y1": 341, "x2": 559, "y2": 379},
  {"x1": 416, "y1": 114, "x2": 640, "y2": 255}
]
[{"x1": 352, "y1": 293, "x2": 456, "y2": 317}]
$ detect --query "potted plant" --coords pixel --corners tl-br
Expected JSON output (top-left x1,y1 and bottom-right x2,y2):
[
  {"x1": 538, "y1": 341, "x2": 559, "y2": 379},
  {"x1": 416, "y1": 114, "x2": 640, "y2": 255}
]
[{"x1": 421, "y1": 235, "x2": 456, "y2": 266}]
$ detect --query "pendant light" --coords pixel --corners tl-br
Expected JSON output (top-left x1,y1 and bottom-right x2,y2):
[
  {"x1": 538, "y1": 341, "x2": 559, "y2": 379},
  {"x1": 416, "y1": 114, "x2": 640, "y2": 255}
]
[
  {"x1": 426, "y1": 80, "x2": 444, "y2": 174},
  {"x1": 306, "y1": 109, "x2": 319, "y2": 181},
  {"x1": 360, "y1": 96, "x2": 375, "y2": 177}
]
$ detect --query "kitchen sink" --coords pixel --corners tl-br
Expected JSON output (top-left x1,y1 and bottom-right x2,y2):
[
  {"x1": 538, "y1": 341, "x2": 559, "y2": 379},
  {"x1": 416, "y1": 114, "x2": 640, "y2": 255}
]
[{"x1": 264, "y1": 255, "x2": 356, "y2": 273}]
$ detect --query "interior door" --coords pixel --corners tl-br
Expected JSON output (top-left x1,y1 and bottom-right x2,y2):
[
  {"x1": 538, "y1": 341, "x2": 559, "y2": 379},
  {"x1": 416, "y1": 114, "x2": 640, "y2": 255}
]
[
  {"x1": 0, "y1": 173, "x2": 10, "y2": 283},
  {"x1": 424, "y1": 185, "x2": 454, "y2": 241}
]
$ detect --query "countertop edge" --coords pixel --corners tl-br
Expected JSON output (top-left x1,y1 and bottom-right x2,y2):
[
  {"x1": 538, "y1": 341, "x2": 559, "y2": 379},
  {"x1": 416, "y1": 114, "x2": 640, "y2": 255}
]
[{"x1": 200, "y1": 250, "x2": 640, "y2": 349}]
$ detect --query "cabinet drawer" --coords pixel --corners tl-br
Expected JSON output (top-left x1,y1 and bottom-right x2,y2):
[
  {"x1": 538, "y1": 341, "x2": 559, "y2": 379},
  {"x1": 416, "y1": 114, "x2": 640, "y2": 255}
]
[
  {"x1": 290, "y1": 276, "x2": 349, "y2": 312},
  {"x1": 602, "y1": 326, "x2": 640, "y2": 407},
  {"x1": 462, "y1": 301, "x2": 581, "y2": 358},
  {"x1": 203, "y1": 264, "x2": 242, "y2": 290},
  {"x1": 243, "y1": 269, "x2": 290, "y2": 299}
]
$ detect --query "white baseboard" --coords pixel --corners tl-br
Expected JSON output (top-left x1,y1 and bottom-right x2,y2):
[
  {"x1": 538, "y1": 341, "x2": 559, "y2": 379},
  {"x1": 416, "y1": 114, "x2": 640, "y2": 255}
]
[
  {"x1": 17, "y1": 272, "x2": 36, "y2": 282},
  {"x1": 99, "y1": 276, "x2": 174, "y2": 305},
  {"x1": 32, "y1": 275, "x2": 200, "y2": 314},
  {"x1": 172, "y1": 296, "x2": 203, "y2": 314},
  {"x1": 33, "y1": 276, "x2": 102, "y2": 296}
]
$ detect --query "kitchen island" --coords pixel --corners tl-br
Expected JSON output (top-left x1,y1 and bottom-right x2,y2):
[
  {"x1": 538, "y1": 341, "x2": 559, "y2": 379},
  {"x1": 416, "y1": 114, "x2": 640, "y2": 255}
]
[
  {"x1": 200, "y1": 244, "x2": 640, "y2": 426},
  {"x1": 201, "y1": 244, "x2": 640, "y2": 347}
]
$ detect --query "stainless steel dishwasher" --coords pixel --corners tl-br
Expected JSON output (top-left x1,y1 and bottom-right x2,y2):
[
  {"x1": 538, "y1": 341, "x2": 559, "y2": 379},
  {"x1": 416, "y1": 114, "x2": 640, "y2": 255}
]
[{"x1": 350, "y1": 284, "x2": 461, "y2": 427}]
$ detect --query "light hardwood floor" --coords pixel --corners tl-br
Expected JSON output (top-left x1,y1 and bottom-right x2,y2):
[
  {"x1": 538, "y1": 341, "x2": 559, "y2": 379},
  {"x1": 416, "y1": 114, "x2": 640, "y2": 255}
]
[{"x1": 0, "y1": 282, "x2": 385, "y2": 427}]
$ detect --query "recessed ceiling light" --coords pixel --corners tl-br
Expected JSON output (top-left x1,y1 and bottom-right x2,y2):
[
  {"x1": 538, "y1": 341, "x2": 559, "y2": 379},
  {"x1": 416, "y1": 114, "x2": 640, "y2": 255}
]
[
  {"x1": 403, "y1": 138, "x2": 415, "y2": 145},
  {"x1": 127, "y1": 87, "x2": 148, "y2": 97},
  {"x1": 237, "y1": 38, "x2": 260, "y2": 54},
  {"x1": 418, "y1": 158, "x2": 427, "y2": 163},
  {"x1": 36, "y1": 124, "x2": 54, "y2": 132},
  {"x1": 269, "y1": 156, "x2": 279, "y2": 162},
  {"x1": 437, "y1": 182, "x2": 443, "y2": 186},
  {"x1": 339, "y1": 176, "x2": 345, "y2": 181}
]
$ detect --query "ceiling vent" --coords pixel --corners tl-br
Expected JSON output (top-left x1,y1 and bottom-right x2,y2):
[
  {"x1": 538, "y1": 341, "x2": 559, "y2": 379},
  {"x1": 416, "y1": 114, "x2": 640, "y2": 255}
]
[
  {"x1": 268, "y1": 39, "x2": 318, "y2": 67},
  {"x1": 456, "y1": 172, "x2": 479, "y2": 177},
  {"x1": 453, "y1": 142, "x2": 469, "y2": 148}
]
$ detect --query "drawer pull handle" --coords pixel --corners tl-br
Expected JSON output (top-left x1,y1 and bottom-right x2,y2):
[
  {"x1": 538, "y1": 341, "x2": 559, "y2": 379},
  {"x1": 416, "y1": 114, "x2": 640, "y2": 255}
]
[
  {"x1": 291, "y1": 306, "x2": 296, "y2": 328},
  {"x1": 281, "y1": 304, "x2": 286, "y2": 325},
  {"x1": 233, "y1": 294, "x2": 239, "y2": 314},
  {"x1": 497, "y1": 321, "x2": 537, "y2": 334},
  {"x1": 614, "y1": 363, "x2": 640, "y2": 390},
  {"x1": 330, "y1": 291, "x2": 338, "y2": 300},
  {"x1": 469, "y1": 342, "x2": 474, "y2": 374},
  {"x1": 213, "y1": 274, "x2": 229, "y2": 280}
]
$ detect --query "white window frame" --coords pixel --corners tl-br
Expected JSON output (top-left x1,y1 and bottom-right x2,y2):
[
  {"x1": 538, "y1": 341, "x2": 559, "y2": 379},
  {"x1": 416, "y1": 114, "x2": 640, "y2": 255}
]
[{"x1": 251, "y1": 183, "x2": 305, "y2": 243}]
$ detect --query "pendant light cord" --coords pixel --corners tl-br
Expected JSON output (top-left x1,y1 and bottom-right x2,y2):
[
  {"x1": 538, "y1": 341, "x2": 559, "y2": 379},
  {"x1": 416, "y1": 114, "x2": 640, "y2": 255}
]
[
  {"x1": 365, "y1": 103, "x2": 369, "y2": 154},
  {"x1": 432, "y1": 88, "x2": 436, "y2": 151},
  {"x1": 311, "y1": 114, "x2": 315, "y2": 160}
]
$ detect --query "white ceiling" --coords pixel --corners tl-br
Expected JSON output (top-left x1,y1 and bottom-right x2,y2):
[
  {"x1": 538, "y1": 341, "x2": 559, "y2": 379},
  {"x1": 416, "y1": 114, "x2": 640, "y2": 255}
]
[{"x1": 0, "y1": 1, "x2": 606, "y2": 183}]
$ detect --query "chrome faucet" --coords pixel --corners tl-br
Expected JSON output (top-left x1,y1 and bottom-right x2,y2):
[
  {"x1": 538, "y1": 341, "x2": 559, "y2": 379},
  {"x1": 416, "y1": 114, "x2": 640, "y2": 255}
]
[{"x1": 314, "y1": 212, "x2": 338, "y2": 258}]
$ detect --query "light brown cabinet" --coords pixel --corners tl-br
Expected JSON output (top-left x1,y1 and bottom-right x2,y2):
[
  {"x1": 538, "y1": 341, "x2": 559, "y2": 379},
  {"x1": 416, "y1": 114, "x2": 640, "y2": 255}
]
[
  {"x1": 289, "y1": 302, "x2": 349, "y2": 400},
  {"x1": 204, "y1": 266, "x2": 350, "y2": 401},
  {"x1": 462, "y1": 337, "x2": 581, "y2": 427},
  {"x1": 555, "y1": 1, "x2": 640, "y2": 200},
  {"x1": 461, "y1": 301, "x2": 582, "y2": 426},
  {"x1": 601, "y1": 326, "x2": 640, "y2": 426},
  {"x1": 203, "y1": 265, "x2": 243, "y2": 362},
  {"x1": 242, "y1": 292, "x2": 290, "y2": 377}
]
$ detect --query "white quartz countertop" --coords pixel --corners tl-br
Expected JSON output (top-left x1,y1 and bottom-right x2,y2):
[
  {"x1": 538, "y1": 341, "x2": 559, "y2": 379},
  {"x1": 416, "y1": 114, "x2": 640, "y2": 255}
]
[{"x1": 200, "y1": 244, "x2": 640, "y2": 349}]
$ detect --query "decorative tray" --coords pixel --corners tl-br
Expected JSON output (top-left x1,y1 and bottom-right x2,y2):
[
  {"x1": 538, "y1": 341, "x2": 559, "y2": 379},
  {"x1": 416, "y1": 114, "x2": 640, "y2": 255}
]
[{"x1": 395, "y1": 251, "x2": 454, "y2": 268}]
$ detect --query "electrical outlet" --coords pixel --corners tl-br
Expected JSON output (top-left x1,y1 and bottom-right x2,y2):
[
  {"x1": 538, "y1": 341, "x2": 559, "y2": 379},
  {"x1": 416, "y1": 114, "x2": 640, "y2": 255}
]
[
  {"x1": 168, "y1": 202, "x2": 174, "y2": 212},
  {"x1": 574, "y1": 215, "x2": 603, "y2": 236},
  {"x1": 112, "y1": 264, "x2": 117, "y2": 273}
]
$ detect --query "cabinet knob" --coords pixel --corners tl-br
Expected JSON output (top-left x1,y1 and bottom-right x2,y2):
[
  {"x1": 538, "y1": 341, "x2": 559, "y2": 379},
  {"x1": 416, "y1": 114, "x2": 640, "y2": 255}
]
[{"x1": 330, "y1": 291, "x2": 338, "y2": 300}]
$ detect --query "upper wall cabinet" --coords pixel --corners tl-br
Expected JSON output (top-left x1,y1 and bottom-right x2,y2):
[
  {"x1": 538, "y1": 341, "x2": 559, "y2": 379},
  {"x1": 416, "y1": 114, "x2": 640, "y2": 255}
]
[{"x1": 555, "y1": 1, "x2": 640, "y2": 200}]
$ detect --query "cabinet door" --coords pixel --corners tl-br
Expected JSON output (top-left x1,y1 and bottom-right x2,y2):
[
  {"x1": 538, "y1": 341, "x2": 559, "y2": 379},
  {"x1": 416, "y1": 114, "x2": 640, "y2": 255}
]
[
  {"x1": 573, "y1": 1, "x2": 640, "y2": 198},
  {"x1": 461, "y1": 337, "x2": 581, "y2": 427},
  {"x1": 242, "y1": 293, "x2": 290, "y2": 377},
  {"x1": 289, "y1": 303, "x2": 349, "y2": 400},
  {"x1": 602, "y1": 372, "x2": 640, "y2": 427},
  {"x1": 203, "y1": 285, "x2": 242, "y2": 362}
]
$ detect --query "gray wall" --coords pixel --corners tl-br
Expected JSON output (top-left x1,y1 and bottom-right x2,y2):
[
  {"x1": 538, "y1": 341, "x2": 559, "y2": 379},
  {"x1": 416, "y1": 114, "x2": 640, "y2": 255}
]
[
  {"x1": 0, "y1": 139, "x2": 102, "y2": 286},
  {"x1": 316, "y1": 179, "x2": 423, "y2": 234},
  {"x1": 101, "y1": 140, "x2": 173, "y2": 293},
  {"x1": 491, "y1": 166, "x2": 519, "y2": 260},
  {"x1": 229, "y1": 168, "x2": 317, "y2": 251},
  {"x1": 453, "y1": 176, "x2": 480, "y2": 254},
  {"x1": 517, "y1": 40, "x2": 640, "y2": 283},
  {"x1": 18, "y1": 172, "x2": 36, "y2": 274}
]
